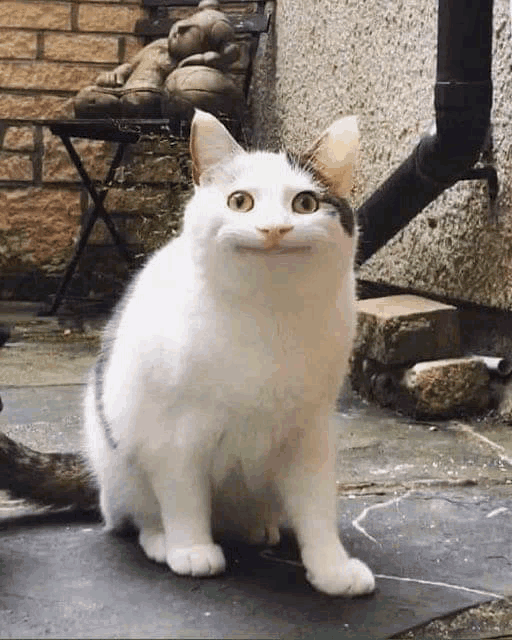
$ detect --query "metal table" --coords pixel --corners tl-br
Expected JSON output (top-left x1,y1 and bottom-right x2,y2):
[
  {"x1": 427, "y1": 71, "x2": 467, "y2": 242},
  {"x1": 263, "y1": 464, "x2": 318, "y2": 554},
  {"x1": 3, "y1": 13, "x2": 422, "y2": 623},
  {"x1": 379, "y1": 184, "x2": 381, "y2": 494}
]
[{"x1": 40, "y1": 118, "x2": 188, "y2": 315}]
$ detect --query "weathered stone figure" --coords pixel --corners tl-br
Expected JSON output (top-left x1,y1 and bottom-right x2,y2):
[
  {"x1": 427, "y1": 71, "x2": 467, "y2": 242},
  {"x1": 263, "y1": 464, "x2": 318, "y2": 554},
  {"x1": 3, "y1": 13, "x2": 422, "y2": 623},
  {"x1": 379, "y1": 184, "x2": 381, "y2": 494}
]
[{"x1": 74, "y1": 0, "x2": 242, "y2": 120}]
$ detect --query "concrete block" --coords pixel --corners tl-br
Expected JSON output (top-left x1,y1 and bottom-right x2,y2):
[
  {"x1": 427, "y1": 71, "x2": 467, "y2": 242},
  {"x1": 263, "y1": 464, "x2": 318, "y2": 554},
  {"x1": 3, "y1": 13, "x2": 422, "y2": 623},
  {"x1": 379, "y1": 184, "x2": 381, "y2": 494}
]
[
  {"x1": 355, "y1": 294, "x2": 460, "y2": 365},
  {"x1": 0, "y1": 60, "x2": 99, "y2": 91},
  {"x1": 44, "y1": 33, "x2": 120, "y2": 64},
  {"x1": 0, "y1": 188, "x2": 80, "y2": 271},
  {"x1": 88, "y1": 213, "x2": 143, "y2": 246},
  {"x1": 77, "y1": 3, "x2": 142, "y2": 34},
  {"x1": 104, "y1": 186, "x2": 170, "y2": 214},
  {"x1": 0, "y1": 1, "x2": 71, "y2": 30},
  {"x1": 121, "y1": 153, "x2": 182, "y2": 183},
  {"x1": 0, "y1": 29, "x2": 37, "y2": 59},
  {"x1": 402, "y1": 357, "x2": 490, "y2": 417},
  {"x1": 42, "y1": 132, "x2": 112, "y2": 182},
  {"x1": 122, "y1": 36, "x2": 144, "y2": 64},
  {"x1": 0, "y1": 94, "x2": 73, "y2": 120},
  {"x1": 3, "y1": 126, "x2": 34, "y2": 151},
  {"x1": 0, "y1": 152, "x2": 32, "y2": 181}
]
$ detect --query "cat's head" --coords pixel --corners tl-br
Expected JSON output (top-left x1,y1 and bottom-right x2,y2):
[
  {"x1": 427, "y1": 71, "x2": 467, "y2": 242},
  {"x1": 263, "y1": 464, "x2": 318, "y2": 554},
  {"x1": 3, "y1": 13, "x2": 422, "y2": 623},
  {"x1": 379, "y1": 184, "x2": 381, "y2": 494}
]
[{"x1": 186, "y1": 110, "x2": 359, "y2": 295}]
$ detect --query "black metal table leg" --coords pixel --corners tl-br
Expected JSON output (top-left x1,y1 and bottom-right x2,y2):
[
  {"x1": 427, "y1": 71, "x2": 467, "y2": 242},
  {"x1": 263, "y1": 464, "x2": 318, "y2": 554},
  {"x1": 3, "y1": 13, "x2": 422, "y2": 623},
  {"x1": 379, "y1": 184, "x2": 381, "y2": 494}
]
[
  {"x1": 41, "y1": 136, "x2": 135, "y2": 315},
  {"x1": 43, "y1": 196, "x2": 109, "y2": 315},
  {"x1": 37, "y1": 118, "x2": 182, "y2": 317},
  {"x1": 59, "y1": 136, "x2": 135, "y2": 264}
]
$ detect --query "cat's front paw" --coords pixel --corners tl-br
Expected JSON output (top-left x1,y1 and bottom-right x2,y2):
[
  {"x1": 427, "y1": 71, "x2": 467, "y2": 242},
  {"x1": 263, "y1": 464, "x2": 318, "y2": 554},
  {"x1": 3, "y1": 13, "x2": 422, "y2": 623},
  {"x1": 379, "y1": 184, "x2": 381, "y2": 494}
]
[
  {"x1": 168, "y1": 544, "x2": 226, "y2": 577},
  {"x1": 306, "y1": 557, "x2": 375, "y2": 597}
]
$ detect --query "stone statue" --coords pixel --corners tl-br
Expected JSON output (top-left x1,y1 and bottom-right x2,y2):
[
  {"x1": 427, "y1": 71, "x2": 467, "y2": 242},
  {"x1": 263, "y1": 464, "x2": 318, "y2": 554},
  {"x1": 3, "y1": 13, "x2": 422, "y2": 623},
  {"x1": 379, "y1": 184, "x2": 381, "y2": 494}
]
[{"x1": 73, "y1": 0, "x2": 243, "y2": 121}]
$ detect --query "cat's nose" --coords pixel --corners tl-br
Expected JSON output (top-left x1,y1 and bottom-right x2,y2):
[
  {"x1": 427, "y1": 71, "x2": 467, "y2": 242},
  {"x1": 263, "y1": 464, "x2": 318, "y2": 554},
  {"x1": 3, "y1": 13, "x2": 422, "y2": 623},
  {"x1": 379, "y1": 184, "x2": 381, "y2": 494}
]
[{"x1": 257, "y1": 225, "x2": 294, "y2": 249}]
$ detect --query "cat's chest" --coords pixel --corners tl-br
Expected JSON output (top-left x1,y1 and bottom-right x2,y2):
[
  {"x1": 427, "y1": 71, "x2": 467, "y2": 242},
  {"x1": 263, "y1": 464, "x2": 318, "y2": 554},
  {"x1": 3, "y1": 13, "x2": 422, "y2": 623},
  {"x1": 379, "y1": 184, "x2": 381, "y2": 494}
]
[
  {"x1": 206, "y1": 304, "x2": 325, "y2": 358},
  {"x1": 179, "y1": 303, "x2": 346, "y2": 405}
]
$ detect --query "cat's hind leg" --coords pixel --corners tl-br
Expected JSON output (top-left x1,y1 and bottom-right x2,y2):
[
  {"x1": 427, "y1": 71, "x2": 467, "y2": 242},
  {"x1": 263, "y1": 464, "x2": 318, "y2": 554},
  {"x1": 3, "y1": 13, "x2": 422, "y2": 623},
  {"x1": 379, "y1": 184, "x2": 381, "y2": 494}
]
[
  {"x1": 212, "y1": 472, "x2": 282, "y2": 547},
  {"x1": 99, "y1": 458, "x2": 158, "y2": 535},
  {"x1": 129, "y1": 473, "x2": 167, "y2": 563},
  {"x1": 245, "y1": 496, "x2": 282, "y2": 546},
  {"x1": 100, "y1": 460, "x2": 168, "y2": 563},
  {"x1": 98, "y1": 484, "x2": 129, "y2": 532},
  {"x1": 251, "y1": 496, "x2": 282, "y2": 546},
  {"x1": 247, "y1": 524, "x2": 281, "y2": 546},
  {"x1": 83, "y1": 385, "x2": 131, "y2": 532}
]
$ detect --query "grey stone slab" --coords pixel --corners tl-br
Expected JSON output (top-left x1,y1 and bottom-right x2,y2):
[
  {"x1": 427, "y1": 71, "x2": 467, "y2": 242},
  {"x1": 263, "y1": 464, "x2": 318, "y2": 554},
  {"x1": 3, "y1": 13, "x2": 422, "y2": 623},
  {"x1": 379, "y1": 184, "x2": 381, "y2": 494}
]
[
  {"x1": 0, "y1": 386, "x2": 83, "y2": 452},
  {"x1": 2, "y1": 387, "x2": 510, "y2": 490},
  {"x1": 1, "y1": 382, "x2": 511, "y2": 638},
  {"x1": 0, "y1": 341, "x2": 96, "y2": 387},
  {"x1": 333, "y1": 404, "x2": 512, "y2": 488},
  {"x1": 1, "y1": 487, "x2": 508, "y2": 639},
  {"x1": 336, "y1": 487, "x2": 512, "y2": 597}
]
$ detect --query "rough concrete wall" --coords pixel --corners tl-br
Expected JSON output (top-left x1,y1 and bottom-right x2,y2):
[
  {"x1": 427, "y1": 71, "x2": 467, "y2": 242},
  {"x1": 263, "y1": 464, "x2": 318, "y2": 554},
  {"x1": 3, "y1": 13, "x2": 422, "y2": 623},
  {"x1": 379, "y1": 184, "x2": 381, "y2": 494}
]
[
  {"x1": 265, "y1": 0, "x2": 512, "y2": 311},
  {"x1": 249, "y1": 1, "x2": 281, "y2": 150}
]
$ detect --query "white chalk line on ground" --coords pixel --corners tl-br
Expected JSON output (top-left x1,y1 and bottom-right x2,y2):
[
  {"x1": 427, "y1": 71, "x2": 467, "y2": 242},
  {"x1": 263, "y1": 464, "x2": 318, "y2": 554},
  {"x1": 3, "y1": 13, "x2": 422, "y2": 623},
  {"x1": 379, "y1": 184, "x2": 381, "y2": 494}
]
[
  {"x1": 450, "y1": 422, "x2": 512, "y2": 467},
  {"x1": 351, "y1": 489, "x2": 414, "y2": 545},
  {"x1": 259, "y1": 550, "x2": 504, "y2": 600}
]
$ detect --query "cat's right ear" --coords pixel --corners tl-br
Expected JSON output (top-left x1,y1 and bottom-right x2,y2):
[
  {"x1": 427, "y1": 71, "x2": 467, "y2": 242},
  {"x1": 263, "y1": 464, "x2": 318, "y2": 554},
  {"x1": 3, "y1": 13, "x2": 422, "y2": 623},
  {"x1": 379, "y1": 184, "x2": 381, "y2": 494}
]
[
  {"x1": 190, "y1": 110, "x2": 245, "y2": 185},
  {"x1": 303, "y1": 116, "x2": 359, "y2": 199}
]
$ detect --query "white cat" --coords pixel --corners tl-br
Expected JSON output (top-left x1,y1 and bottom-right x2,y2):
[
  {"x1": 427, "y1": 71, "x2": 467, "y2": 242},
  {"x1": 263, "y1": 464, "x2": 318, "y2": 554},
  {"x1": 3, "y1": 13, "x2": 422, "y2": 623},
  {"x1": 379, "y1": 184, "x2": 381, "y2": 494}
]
[{"x1": 83, "y1": 110, "x2": 375, "y2": 597}]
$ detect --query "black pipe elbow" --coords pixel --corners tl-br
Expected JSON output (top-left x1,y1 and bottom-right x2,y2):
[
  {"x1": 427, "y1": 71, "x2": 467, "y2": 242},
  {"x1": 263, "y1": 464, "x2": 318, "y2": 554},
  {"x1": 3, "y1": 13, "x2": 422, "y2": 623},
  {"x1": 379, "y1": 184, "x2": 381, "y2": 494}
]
[
  {"x1": 356, "y1": 0, "x2": 494, "y2": 267},
  {"x1": 417, "y1": 80, "x2": 492, "y2": 185}
]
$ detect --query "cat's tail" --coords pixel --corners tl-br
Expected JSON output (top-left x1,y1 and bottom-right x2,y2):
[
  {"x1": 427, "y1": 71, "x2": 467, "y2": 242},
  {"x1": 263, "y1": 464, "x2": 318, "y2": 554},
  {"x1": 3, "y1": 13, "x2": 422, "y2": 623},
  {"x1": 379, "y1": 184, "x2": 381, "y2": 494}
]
[{"x1": 0, "y1": 431, "x2": 99, "y2": 513}]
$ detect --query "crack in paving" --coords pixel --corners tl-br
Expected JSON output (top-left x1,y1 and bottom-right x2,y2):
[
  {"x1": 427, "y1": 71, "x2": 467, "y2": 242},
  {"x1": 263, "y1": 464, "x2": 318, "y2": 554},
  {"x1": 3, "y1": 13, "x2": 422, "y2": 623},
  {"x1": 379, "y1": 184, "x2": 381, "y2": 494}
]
[
  {"x1": 351, "y1": 489, "x2": 414, "y2": 545},
  {"x1": 449, "y1": 422, "x2": 512, "y2": 467}
]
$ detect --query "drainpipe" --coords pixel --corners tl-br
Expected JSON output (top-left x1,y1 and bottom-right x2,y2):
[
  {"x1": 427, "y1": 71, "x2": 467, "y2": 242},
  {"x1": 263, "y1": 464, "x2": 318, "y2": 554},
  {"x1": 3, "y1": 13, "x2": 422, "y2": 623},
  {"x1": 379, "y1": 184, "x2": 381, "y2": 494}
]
[{"x1": 356, "y1": 0, "x2": 495, "y2": 266}]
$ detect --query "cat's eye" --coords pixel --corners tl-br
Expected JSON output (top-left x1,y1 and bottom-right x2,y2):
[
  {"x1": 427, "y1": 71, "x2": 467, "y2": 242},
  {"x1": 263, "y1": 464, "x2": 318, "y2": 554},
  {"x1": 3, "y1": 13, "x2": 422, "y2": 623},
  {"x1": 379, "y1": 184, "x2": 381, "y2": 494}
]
[
  {"x1": 227, "y1": 191, "x2": 254, "y2": 212},
  {"x1": 292, "y1": 191, "x2": 319, "y2": 214}
]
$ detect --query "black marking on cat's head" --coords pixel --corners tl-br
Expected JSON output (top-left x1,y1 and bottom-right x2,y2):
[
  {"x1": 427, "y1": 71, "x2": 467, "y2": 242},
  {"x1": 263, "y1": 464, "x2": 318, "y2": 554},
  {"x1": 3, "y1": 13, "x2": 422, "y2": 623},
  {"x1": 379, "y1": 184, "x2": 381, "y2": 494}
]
[
  {"x1": 285, "y1": 152, "x2": 355, "y2": 236},
  {"x1": 320, "y1": 194, "x2": 355, "y2": 237}
]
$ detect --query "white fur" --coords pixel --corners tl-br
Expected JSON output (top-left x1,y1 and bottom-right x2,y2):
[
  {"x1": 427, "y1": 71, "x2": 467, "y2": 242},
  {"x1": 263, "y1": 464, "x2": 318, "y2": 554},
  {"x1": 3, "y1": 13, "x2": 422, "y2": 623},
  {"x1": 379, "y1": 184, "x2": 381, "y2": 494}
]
[{"x1": 83, "y1": 112, "x2": 375, "y2": 596}]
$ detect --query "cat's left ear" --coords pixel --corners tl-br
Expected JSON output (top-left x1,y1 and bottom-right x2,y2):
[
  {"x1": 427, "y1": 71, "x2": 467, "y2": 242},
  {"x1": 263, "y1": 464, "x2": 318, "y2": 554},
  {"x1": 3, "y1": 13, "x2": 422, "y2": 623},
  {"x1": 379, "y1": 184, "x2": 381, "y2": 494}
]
[
  {"x1": 190, "y1": 110, "x2": 245, "y2": 185},
  {"x1": 303, "y1": 116, "x2": 359, "y2": 199}
]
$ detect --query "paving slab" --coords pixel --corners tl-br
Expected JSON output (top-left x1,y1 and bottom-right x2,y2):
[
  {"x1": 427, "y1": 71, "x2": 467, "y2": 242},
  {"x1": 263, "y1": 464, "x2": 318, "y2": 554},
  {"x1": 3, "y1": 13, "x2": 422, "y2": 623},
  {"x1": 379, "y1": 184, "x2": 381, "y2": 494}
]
[
  {"x1": 0, "y1": 497, "x2": 508, "y2": 640},
  {"x1": 0, "y1": 341, "x2": 97, "y2": 387},
  {"x1": 0, "y1": 327, "x2": 511, "y2": 638},
  {"x1": 334, "y1": 407, "x2": 512, "y2": 488}
]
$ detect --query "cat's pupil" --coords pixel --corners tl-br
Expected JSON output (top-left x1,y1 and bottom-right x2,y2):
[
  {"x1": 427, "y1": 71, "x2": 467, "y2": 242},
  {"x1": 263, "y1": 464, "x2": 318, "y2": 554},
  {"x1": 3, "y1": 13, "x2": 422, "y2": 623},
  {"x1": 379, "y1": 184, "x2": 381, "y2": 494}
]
[{"x1": 292, "y1": 191, "x2": 319, "y2": 214}]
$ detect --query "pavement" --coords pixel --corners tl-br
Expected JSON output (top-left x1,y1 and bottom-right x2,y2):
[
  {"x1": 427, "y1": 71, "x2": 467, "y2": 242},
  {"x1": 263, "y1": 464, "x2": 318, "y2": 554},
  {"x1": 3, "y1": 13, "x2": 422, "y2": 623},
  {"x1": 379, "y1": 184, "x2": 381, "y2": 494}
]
[{"x1": 0, "y1": 301, "x2": 511, "y2": 639}]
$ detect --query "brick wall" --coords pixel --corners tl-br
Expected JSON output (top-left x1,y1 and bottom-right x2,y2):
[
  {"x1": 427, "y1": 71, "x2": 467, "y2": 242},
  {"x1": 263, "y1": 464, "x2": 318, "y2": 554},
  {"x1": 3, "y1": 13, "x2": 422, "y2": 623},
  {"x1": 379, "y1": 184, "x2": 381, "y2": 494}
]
[{"x1": 0, "y1": 0, "x2": 189, "y2": 302}]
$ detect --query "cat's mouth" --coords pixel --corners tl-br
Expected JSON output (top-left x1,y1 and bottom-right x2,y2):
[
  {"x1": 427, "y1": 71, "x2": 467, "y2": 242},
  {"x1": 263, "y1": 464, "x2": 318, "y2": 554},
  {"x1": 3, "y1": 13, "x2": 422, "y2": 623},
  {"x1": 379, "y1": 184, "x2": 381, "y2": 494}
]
[{"x1": 234, "y1": 245, "x2": 312, "y2": 255}]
